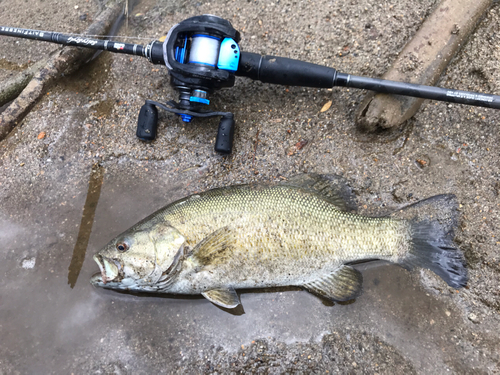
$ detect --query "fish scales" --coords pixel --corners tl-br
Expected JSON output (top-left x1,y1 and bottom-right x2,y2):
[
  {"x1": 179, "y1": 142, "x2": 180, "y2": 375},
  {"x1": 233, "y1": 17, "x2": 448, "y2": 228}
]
[
  {"x1": 164, "y1": 185, "x2": 406, "y2": 257},
  {"x1": 91, "y1": 175, "x2": 468, "y2": 309},
  {"x1": 142, "y1": 185, "x2": 410, "y2": 290}
]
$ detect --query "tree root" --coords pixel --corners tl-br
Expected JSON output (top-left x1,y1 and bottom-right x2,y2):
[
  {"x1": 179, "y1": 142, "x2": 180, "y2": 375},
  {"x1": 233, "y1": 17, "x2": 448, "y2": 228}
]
[
  {"x1": 0, "y1": 1, "x2": 123, "y2": 140},
  {"x1": 0, "y1": 58, "x2": 49, "y2": 108}
]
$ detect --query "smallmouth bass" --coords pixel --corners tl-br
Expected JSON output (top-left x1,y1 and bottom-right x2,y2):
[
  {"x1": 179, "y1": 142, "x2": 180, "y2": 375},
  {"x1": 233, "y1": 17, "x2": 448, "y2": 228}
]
[{"x1": 91, "y1": 174, "x2": 467, "y2": 309}]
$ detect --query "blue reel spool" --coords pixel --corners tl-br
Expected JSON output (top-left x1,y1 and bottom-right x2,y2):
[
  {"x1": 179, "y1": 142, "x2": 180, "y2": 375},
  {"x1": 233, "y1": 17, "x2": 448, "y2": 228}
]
[{"x1": 174, "y1": 33, "x2": 240, "y2": 71}]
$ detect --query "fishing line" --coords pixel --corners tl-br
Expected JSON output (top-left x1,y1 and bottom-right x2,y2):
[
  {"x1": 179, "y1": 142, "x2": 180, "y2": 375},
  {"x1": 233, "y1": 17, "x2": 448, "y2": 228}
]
[{"x1": 57, "y1": 32, "x2": 159, "y2": 40}]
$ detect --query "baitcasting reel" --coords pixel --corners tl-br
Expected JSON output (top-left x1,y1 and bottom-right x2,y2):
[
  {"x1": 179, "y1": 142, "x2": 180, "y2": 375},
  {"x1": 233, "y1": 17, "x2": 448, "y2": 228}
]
[
  {"x1": 136, "y1": 15, "x2": 241, "y2": 153},
  {"x1": 1, "y1": 14, "x2": 499, "y2": 154}
]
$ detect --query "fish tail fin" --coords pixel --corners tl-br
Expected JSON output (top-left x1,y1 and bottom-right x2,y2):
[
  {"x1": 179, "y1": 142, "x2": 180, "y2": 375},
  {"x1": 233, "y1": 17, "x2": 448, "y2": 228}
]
[
  {"x1": 405, "y1": 220, "x2": 468, "y2": 288},
  {"x1": 392, "y1": 194, "x2": 468, "y2": 289}
]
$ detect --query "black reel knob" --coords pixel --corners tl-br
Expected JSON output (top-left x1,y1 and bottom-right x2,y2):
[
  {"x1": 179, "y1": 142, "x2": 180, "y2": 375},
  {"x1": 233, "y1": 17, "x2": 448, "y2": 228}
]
[
  {"x1": 136, "y1": 102, "x2": 158, "y2": 141},
  {"x1": 215, "y1": 116, "x2": 235, "y2": 154}
]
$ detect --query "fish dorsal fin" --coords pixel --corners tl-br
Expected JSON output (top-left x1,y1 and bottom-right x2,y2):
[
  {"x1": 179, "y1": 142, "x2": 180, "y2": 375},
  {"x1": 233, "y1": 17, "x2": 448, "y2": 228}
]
[
  {"x1": 303, "y1": 265, "x2": 363, "y2": 301},
  {"x1": 281, "y1": 174, "x2": 357, "y2": 212},
  {"x1": 193, "y1": 226, "x2": 238, "y2": 266},
  {"x1": 202, "y1": 287, "x2": 240, "y2": 308}
]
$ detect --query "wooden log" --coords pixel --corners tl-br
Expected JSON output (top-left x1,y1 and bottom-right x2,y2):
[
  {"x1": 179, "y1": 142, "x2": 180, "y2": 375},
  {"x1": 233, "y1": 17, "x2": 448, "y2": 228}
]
[{"x1": 355, "y1": 0, "x2": 493, "y2": 131}]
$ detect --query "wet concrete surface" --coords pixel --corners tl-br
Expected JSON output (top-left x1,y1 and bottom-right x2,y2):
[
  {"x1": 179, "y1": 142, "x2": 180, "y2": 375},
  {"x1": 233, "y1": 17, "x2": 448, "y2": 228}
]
[{"x1": 1, "y1": 0, "x2": 500, "y2": 373}]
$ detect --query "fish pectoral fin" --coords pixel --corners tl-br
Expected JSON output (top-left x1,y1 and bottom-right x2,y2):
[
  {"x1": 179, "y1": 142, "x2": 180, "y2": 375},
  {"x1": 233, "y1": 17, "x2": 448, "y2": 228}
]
[
  {"x1": 202, "y1": 287, "x2": 240, "y2": 309},
  {"x1": 303, "y1": 265, "x2": 363, "y2": 302},
  {"x1": 281, "y1": 174, "x2": 357, "y2": 212},
  {"x1": 193, "y1": 226, "x2": 238, "y2": 266}
]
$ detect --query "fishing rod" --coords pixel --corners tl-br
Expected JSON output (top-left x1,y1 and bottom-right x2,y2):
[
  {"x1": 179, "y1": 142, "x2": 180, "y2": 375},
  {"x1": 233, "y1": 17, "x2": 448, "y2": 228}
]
[{"x1": 1, "y1": 14, "x2": 499, "y2": 154}]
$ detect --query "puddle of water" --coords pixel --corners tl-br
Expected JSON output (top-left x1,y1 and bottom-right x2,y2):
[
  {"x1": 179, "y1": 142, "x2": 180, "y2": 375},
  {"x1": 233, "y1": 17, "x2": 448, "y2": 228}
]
[
  {"x1": 58, "y1": 52, "x2": 114, "y2": 96},
  {"x1": 0, "y1": 58, "x2": 28, "y2": 71},
  {"x1": 93, "y1": 98, "x2": 116, "y2": 117},
  {"x1": 0, "y1": 166, "x2": 495, "y2": 373},
  {"x1": 68, "y1": 164, "x2": 105, "y2": 288}
]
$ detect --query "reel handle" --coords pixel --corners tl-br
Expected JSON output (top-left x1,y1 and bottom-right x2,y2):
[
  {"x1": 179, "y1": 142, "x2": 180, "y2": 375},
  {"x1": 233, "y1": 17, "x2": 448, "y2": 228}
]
[{"x1": 140, "y1": 100, "x2": 236, "y2": 154}]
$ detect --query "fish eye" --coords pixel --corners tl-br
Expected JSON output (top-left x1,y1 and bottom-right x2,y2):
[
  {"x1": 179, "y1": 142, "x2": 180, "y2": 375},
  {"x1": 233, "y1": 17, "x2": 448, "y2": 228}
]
[{"x1": 116, "y1": 242, "x2": 129, "y2": 252}]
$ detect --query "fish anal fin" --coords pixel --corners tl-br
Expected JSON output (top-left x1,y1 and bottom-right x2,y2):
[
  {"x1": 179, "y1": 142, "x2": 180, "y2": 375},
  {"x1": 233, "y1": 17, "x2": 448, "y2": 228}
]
[
  {"x1": 304, "y1": 265, "x2": 363, "y2": 302},
  {"x1": 193, "y1": 226, "x2": 238, "y2": 266},
  {"x1": 202, "y1": 287, "x2": 240, "y2": 308},
  {"x1": 281, "y1": 174, "x2": 357, "y2": 212}
]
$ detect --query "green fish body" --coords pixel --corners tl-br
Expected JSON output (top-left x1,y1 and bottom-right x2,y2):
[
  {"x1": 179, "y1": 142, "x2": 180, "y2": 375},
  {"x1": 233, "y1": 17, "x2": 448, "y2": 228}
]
[{"x1": 91, "y1": 174, "x2": 467, "y2": 309}]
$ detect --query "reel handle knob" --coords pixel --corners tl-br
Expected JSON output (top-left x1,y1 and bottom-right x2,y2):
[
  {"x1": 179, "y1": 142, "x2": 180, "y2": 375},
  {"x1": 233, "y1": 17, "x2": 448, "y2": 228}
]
[
  {"x1": 214, "y1": 116, "x2": 235, "y2": 154},
  {"x1": 136, "y1": 102, "x2": 158, "y2": 141}
]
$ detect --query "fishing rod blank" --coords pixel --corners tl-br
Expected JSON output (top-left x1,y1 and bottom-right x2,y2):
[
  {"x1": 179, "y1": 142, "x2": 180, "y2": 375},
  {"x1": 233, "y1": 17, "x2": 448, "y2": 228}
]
[
  {"x1": 0, "y1": 26, "x2": 164, "y2": 63},
  {"x1": 1, "y1": 15, "x2": 499, "y2": 154},
  {"x1": 236, "y1": 53, "x2": 500, "y2": 110}
]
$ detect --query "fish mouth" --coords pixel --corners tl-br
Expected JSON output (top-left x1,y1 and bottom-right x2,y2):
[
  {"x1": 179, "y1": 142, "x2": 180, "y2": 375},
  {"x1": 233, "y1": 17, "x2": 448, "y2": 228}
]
[
  {"x1": 90, "y1": 271, "x2": 104, "y2": 286},
  {"x1": 93, "y1": 254, "x2": 121, "y2": 284}
]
